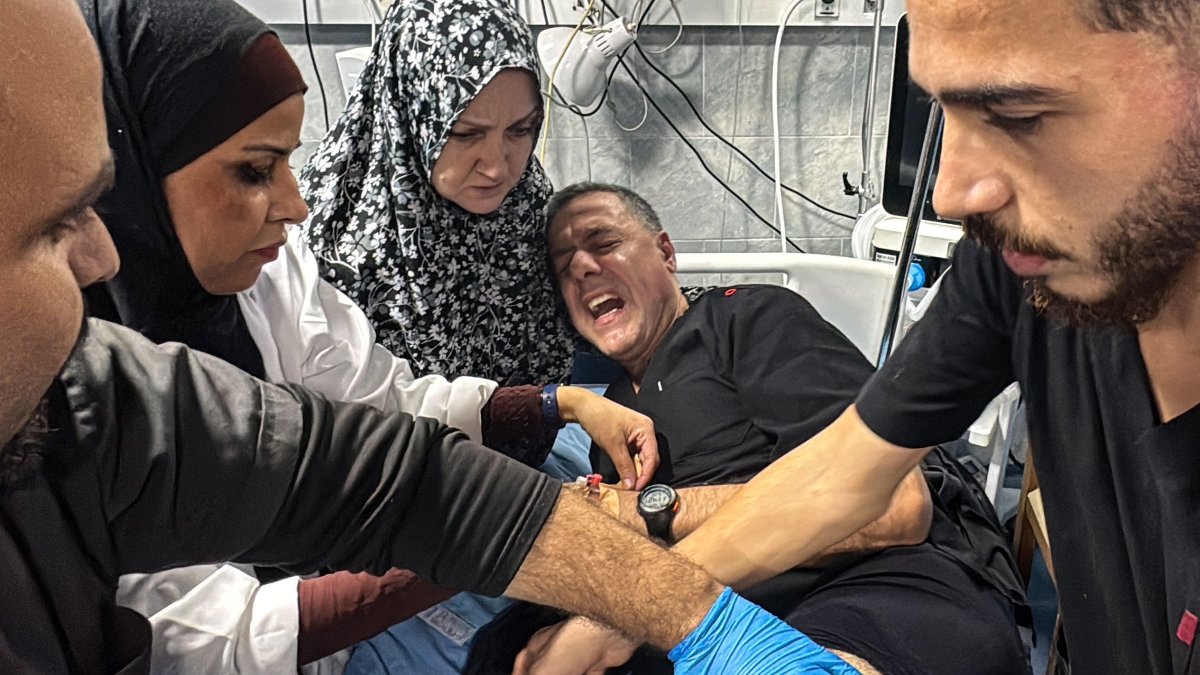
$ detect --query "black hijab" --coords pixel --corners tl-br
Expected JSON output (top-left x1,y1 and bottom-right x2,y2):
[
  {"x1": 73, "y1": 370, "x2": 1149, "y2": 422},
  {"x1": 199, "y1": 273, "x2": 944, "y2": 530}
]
[{"x1": 80, "y1": 0, "x2": 304, "y2": 377}]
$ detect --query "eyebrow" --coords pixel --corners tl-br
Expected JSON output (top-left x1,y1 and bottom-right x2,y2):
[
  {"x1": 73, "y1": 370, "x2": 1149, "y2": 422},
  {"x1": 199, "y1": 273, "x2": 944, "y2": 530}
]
[
  {"x1": 549, "y1": 225, "x2": 612, "y2": 260},
  {"x1": 931, "y1": 82, "x2": 1071, "y2": 108},
  {"x1": 455, "y1": 108, "x2": 541, "y2": 130},
  {"x1": 242, "y1": 141, "x2": 302, "y2": 155},
  {"x1": 42, "y1": 155, "x2": 116, "y2": 227}
]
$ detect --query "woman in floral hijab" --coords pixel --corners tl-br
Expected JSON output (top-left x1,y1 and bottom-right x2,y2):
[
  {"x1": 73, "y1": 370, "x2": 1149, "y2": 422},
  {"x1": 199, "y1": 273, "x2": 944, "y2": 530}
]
[{"x1": 299, "y1": 0, "x2": 575, "y2": 386}]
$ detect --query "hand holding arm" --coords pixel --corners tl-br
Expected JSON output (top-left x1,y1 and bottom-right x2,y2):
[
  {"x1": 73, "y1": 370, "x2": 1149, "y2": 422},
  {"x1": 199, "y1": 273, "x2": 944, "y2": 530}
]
[
  {"x1": 505, "y1": 490, "x2": 860, "y2": 673},
  {"x1": 512, "y1": 617, "x2": 638, "y2": 675},
  {"x1": 804, "y1": 465, "x2": 930, "y2": 564},
  {"x1": 673, "y1": 406, "x2": 931, "y2": 588},
  {"x1": 556, "y1": 386, "x2": 659, "y2": 489},
  {"x1": 599, "y1": 462, "x2": 928, "y2": 565}
]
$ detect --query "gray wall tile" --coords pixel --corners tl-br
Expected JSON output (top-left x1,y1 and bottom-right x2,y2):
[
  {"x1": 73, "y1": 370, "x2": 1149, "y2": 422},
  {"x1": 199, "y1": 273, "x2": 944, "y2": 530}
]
[
  {"x1": 720, "y1": 136, "x2": 863, "y2": 244},
  {"x1": 539, "y1": 136, "x2": 631, "y2": 188},
  {"x1": 704, "y1": 27, "x2": 858, "y2": 139},
  {"x1": 630, "y1": 137, "x2": 731, "y2": 239}
]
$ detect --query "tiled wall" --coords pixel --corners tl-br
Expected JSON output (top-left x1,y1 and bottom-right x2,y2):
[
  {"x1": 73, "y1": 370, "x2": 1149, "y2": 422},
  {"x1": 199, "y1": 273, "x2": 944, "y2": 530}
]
[{"x1": 281, "y1": 24, "x2": 895, "y2": 257}]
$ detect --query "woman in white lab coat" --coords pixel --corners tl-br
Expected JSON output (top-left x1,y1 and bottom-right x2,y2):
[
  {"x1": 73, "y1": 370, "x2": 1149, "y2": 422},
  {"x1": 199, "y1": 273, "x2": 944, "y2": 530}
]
[{"x1": 79, "y1": 0, "x2": 655, "y2": 671}]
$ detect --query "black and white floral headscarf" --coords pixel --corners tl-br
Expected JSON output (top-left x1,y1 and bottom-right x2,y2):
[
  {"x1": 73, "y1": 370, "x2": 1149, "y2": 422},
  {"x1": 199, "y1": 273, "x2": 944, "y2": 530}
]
[{"x1": 298, "y1": 0, "x2": 575, "y2": 386}]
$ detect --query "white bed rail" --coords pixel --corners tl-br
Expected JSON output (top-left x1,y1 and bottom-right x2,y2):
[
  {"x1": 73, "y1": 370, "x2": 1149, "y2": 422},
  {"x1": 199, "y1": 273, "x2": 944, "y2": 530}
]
[{"x1": 675, "y1": 252, "x2": 896, "y2": 365}]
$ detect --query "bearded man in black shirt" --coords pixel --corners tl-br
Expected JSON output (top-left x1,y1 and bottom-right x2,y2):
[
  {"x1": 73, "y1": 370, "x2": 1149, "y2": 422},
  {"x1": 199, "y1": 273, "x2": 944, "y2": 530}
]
[{"x1": 560, "y1": 1, "x2": 1200, "y2": 673}]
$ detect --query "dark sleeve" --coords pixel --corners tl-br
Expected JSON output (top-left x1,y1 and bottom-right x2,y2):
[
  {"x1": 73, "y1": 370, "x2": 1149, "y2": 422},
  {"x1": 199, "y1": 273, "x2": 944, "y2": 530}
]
[
  {"x1": 297, "y1": 569, "x2": 456, "y2": 665},
  {"x1": 58, "y1": 320, "x2": 560, "y2": 596},
  {"x1": 856, "y1": 239, "x2": 1022, "y2": 448},
  {"x1": 480, "y1": 385, "x2": 559, "y2": 467},
  {"x1": 716, "y1": 287, "x2": 877, "y2": 459}
]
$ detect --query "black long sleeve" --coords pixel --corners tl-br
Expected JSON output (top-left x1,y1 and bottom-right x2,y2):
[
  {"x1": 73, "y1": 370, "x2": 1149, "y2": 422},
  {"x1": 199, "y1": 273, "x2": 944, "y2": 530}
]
[{"x1": 57, "y1": 319, "x2": 560, "y2": 596}]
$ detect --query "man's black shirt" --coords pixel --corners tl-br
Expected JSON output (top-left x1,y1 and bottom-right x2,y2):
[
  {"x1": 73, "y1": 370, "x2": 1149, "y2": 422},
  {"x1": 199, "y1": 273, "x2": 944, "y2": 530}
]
[{"x1": 858, "y1": 238, "x2": 1200, "y2": 674}]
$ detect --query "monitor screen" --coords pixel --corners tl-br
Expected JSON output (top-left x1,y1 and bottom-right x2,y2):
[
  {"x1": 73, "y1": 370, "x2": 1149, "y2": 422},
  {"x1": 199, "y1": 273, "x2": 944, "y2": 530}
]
[{"x1": 881, "y1": 15, "x2": 955, "y2": 224}]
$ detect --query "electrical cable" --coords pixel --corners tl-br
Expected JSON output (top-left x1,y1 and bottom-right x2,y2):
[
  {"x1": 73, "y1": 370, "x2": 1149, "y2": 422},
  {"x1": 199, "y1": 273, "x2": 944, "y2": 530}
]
[
  {"x1": 641, "y1": 0, "x2": 683, "y2": 54},
  {"x1": 773, "y1": 0, "x2": 808, "y2": 249},
  {"x1": 539, "y1": 0, "x2": 596, "y2": 164},
  {"x1": 631, "y1": 42, "x2": 855, "y2": 221},
  {"x1": 539, "y1": 0, "x2": 551, "y2": 25},
  {"x1": 590, "y1": 0, "x2": 845, "y2": 245},
  {"x1": 719, "y1": 0, "x2": 745, "y2": 250},
  {"x1": 582, "y1": 105, "x2": 593, "y2": 182},
  {"x1": 301, "y1": 0, "x2": 331, "y2": 132},
  {"x1": 636, "y1": 0, "x2": 659, "y2": 27},
  {"x1": 595, "y1": 0, "x2": 852, "y2": 222},
  {"x1": 608, "y1": 83, "x2": 649, "y2": 132},
  {"x1": 617, "y1": 59, "x2": 805, "y2": 253},
  {"x1": 631, "y1": 0, "x2": 646, "y2": 25}
]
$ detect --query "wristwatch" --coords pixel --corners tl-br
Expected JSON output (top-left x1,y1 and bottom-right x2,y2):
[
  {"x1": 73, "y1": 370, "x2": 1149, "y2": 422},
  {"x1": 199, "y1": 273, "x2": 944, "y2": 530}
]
[{"x1": 637, "y1": 484, "x2": 680, "y2": 544}]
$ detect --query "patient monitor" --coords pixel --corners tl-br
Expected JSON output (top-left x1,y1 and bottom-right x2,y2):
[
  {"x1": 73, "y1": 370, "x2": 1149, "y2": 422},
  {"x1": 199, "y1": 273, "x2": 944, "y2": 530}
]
[{"x1": 869, "y1": 15, "x2": 962, "y2": 288}]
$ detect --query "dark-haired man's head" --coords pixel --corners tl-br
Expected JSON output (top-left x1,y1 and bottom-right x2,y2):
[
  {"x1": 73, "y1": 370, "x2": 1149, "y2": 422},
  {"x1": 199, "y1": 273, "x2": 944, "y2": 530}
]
[
  {"x1": 0, "y1": 0, "x2": 119, "y2": 449},
  {"x1": 910, "y1": 0, "x2": 1200, "y2": 327},
  {"x1": 547, "y1": 184, "x2": 686, "y2": 382}
]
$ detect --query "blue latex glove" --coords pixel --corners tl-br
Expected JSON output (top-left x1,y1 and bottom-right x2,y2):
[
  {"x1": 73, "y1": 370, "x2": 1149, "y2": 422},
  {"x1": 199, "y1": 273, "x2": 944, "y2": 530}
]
[{"x1": 669, "y1": 587, "x2": 861, "y2": 674}]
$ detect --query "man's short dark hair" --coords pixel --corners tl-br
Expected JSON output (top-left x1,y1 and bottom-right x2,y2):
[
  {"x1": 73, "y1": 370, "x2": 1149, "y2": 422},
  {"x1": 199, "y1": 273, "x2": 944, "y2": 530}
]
[
  {"x1": 1082, "y1": 0, "x2": 1196, "y2": 46},
  {"x1": 546, "y1": 182, "x2": 664, "y2": 234}
]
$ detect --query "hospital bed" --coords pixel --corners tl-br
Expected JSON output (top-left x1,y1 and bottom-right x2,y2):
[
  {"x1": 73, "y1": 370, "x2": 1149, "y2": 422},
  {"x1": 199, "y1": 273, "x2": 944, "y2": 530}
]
[
  {"x1": 675, "y1": 252, "x2": 896, "y2": 366},
  {"x1": 675, "y1": 251, "x2": 1015, "y2": 507}
]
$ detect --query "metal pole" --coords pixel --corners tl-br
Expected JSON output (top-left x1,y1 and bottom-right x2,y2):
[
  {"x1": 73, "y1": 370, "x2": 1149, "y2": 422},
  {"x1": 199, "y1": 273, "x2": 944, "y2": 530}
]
[
  {"x1": 857, "y1": 0, "x2": 885, "y2": 215},
  {"x1": 876, "y1": 101, "x2": 943, "y2": 367}
]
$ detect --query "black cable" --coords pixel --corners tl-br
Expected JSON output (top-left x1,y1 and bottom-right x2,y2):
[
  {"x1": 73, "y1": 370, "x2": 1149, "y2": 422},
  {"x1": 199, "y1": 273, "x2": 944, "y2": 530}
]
[
  {"x1": 599, "y1": 0, "x2": 851, "y2": 224},
  {"x1": 617, "y1": 60, "x2": 805, "y2": 253},
  {"x1": 631, "y1": 41, "x2": 856, "y2": 221},
  {"x1": 539, "y1": 0, "x2": 551, "y2": 25},
  {"x1": 301, "y1": 0, "x2": 331, "y2": 132},
  {"x1": 637, "y1": 0, "x2": 659, "y2": 27}
]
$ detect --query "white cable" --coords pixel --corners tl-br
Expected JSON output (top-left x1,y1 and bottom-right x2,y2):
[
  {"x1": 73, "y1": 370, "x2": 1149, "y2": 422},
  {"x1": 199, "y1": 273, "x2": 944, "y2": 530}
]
[
  {"x1": 583, "y1": 115, "x2": 593, "y2": 182},
  {"x1": 631, "y1": 0, "x2": 646, "y2": 26},
  {"x1": 642, "y1": 0, "x2": 683, "y2": 54},
  {"x1": 362, "y1": 0, "x2": 379, "y2": 44},
  {"x1": 539, "y1": 0, "x2": 597, "y2": 163},
  {"x1": 772, "y1": 0, "x2": 808, "y2": 252},
  {"x1": 851, "y1": 203, "x2": 888, "y2": 260},
  {"x1": 856, "y1": 0, "x2": 885, "y2": 215},
  {"x1": 719, "y1": 0, "x2": 745, "y2": 251},
  {"x1": 607, "y1": 85, "x2": 649, "y2": 131}
]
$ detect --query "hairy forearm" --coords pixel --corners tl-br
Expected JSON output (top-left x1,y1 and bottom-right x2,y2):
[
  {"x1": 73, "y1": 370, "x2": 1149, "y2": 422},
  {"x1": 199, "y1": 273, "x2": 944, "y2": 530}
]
[
  {"x1": 672, "y1": 406, "x2": 929, "y2": 588},
  {"x1": 504, "y1": 488, "x2": 722, "y2": 650},
  {"x1": 613, "y1": 464, "x2": 928, "y2": 560},
  {"x1": 612, "y1": 484, "x2": 739, "y2": 540}
]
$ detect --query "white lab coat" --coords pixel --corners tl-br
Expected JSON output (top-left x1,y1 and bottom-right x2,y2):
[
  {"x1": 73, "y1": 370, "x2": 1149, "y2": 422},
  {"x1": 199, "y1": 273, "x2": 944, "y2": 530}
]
[{"x1": 116, "y1": 233, "x2": 500, "y2": 674}]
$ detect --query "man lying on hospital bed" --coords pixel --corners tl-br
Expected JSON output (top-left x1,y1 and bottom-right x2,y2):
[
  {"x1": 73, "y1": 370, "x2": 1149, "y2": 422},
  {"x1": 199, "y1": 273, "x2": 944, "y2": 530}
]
[{"x1": 508, "y1": 182, "x2": 1031, "y2": 674}]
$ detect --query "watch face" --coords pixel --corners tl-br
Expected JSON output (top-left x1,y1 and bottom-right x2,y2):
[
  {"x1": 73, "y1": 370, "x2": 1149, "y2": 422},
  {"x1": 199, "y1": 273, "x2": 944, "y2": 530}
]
[{"x1": 640, "y1": 485, "x2": 675, "y2": 513}]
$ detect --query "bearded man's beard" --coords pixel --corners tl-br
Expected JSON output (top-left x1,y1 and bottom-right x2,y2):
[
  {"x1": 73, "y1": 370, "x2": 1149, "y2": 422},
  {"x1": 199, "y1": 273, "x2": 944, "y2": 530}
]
[
  {"x1": 0, "y1": 312, "x2": 93, "y2": 489},
  {"x1": 963, "y1": 115, "x2": 1200, "y2": 328}
]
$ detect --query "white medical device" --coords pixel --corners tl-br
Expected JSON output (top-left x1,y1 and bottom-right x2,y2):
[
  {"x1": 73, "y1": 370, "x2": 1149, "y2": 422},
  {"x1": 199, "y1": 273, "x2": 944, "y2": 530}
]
[{"x1": 868, "y1": 15, "x2": 962, "y2": 287}]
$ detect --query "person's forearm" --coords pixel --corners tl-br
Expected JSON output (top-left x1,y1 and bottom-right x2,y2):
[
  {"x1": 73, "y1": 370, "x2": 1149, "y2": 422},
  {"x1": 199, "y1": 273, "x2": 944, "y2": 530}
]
[
  {"x1": 504, "y1": 488, "x2": 723, "y2": 651},
  {"x1": 673, "y1": 406, "x2": 929, "y2": 588},
  {"x1": 801, "y1": 465, "x2": 931, "y2": 565},
  {"x1": 611, "y1": 466, "x2": 928, "y2": 563},
  {"x1": 297, "y1": 569, "x2": 456, "y2": 665},
  {"x1": 612, "y1": 484, "x2": 740, "y2": 540}
]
